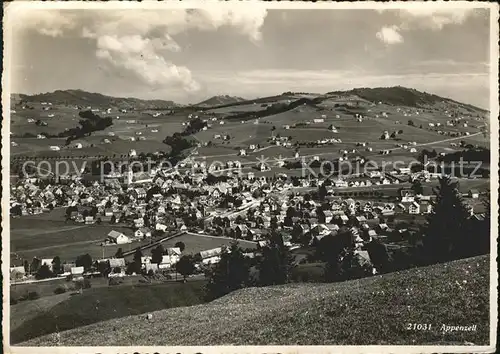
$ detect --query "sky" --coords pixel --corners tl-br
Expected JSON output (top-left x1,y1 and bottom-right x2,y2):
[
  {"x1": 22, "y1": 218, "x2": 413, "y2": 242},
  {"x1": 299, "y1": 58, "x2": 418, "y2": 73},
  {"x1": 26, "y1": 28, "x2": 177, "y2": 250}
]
[{"x1": 7, "y1": 4, "x2": 493, "y2": 108}]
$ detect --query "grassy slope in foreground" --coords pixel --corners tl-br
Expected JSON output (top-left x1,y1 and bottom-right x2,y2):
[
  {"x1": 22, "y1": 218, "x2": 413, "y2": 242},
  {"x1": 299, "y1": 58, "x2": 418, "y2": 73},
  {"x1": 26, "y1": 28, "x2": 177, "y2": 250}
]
[
  {"x1": 11, "y1": 280, "x2": 207, "y2": 344},
  {"x1": 21, "y1": 255, "x2": 490, "y2": 346}
]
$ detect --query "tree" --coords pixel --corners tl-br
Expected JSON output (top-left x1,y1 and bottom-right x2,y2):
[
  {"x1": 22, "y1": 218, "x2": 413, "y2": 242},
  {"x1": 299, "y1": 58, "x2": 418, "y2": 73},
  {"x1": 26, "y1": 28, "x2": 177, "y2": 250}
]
[
  {"x1": 31, "y1": 257, "x2": 41, "y2": 274},
  {"x1": 11, "y1": 204, "x2": 22, "y2": 217},
  {"x1": 75, "y1": 254, "x2": 93, "y2": 271},
  {"x1": 366, "y1": 239, "x2": 391, "y2": 273},
  {"x1": 321, "y1": 227, "x2": 356, "y2": 281},
  {"x1": 174, "y1": 241, "x2": 186, "y2": 252},
  {"x1": 337, "y1": 249, "x2": 374, "y2": 281},
  {"x1": 408, "y1": 120, "x2": 415, "y2": 126},
  {"x1": 398, "y1": 129, "x2": 404, "y2": 134},
  {"x1": 318, "y1": 183, "x2": 328, "y2": 201},
  {"x1": 35, "y1": 264, "x2": 54, "y2": 280},
  {"x1": 114, "y1": 248, "x2": 124, "y2": 258},
  {"x1": 411, "y1": 179, "x2": 423, "y2": 195},
  {"x1": 258, "y1": 231, "x2": 294, "y2": 286},
  {"x1": 52, "y1": 256, "x2": 62, "y2": 275},
  {"x1": 422, "y1": 176, "x2": 471, "y2": 264},
  {"x1": 151, "y1": 245, "x2": 165, "y2": 265},
  {"x1": 176, "y1": 255, "x2": 196, "y2": 281},
  {"x1": 205, "y1": 242, "x2": 251, "y2": 301}
]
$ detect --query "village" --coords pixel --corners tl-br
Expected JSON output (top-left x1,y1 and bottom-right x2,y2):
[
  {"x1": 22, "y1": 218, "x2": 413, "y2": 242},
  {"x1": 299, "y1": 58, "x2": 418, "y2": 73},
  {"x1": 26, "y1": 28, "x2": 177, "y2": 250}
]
[{"x1": 9, "y1": 149, "x2": 487, "y2": 283}]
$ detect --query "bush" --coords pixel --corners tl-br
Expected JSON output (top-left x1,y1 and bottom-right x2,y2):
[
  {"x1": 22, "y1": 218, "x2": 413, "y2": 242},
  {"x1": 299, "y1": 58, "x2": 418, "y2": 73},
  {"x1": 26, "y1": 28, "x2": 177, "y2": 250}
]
[
  {"x1": 54, "y1": 286, "x2": 67, "y2": 295},
  {"x1": 27, "y1": 291, "x2": 40, "y2": 300},
  {"x1": 10, "y1": 297, "x2": 19, "y2": 305}
]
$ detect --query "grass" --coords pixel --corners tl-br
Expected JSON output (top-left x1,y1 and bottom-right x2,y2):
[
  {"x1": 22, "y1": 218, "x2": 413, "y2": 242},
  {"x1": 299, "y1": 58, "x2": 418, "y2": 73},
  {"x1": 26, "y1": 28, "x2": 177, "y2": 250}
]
[
  {"x1": 11, "y1": 279, "x2": 207, "y2": 344},
  {"x1": 21, "y1": 255, "x2": 490, "y2": 346}
]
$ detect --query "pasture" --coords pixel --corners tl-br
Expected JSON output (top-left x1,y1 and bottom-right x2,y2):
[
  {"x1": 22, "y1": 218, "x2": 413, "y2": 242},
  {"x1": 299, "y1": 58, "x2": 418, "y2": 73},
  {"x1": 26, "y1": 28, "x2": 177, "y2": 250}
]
[{"x1": 10, "y1": 210, "x2": 141, "y2": 263}]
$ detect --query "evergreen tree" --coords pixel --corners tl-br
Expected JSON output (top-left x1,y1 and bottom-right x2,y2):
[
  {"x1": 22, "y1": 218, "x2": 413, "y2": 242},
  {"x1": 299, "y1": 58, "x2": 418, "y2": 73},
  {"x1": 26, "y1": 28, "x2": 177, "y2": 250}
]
[
  {"x1": 133, "y1": 247, "x2": 143, "y2": 263},
  {"x1": 52, "y1": 256, "x2": 62, "y2": 275},
  {"x1": 205, "y1": 242, "x2": 251, "y2": 301},
  {"x1": 422, "y1": 176, "x2": 470, "y2": 264},
  {"x1": 366, "y1": 239, "x2": 391, "y2": 273},
  {"x1": 318, "y1": 183, "x2": 328, "y2": 201},
  {"x1": 258, "y1": 231, "x2": 294, "y2": 286}
]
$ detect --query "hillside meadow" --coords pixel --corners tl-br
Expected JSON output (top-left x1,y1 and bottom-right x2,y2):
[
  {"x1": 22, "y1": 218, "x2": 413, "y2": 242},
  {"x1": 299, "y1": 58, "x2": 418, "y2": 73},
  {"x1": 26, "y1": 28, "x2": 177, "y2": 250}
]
[{"x1": 20, "y1": 255, "x2": 490, "y2": 346}]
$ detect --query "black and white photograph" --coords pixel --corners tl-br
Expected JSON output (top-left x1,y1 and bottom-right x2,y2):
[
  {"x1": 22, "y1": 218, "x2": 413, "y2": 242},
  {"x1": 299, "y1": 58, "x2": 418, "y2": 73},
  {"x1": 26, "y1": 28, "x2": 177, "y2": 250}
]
[{"x1": 2, "y1": 1, "x2": 498, "y2": 352}]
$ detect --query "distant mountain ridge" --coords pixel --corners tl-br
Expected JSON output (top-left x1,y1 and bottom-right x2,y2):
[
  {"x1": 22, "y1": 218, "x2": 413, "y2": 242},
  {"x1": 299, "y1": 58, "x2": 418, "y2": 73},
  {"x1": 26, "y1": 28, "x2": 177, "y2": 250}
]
[
  {"x1": 327, "y1": 86, "x2": 488, "y2": 112},
  {"x1": 195, "y1": 95, "x2": 247, "y2": 107},
  {"x1": 11, "y1": 86, "x2": 488, "y2": 113},
  {"x1": 11, "y1": 89, "x2": 179, "y2": 110}
]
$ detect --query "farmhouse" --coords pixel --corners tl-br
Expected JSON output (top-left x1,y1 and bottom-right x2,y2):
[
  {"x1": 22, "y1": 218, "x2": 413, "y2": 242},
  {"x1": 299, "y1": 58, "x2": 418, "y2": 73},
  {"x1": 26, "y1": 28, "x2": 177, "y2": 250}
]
[
  {"x1": 10, "y1": 266, "x2": 26, "y2": 281},
  {"x1": 314, "y1": 118, "x2": 325, "y2": 123},
  {"x1": 107, "y1": 230, "x2": 130, "y2": 244},
  {"x1": 200, "y1": 247, "x2": 223, "y2": 265},
  {"x1": 41, "y1": 259, "x2": 54, "y2": 272},
  {"x1": 469, "y1": 189, "x2": 480, "y2": 199},
  {"x1": 71, "y1": 266, "x2": 84, "y2": 280}
]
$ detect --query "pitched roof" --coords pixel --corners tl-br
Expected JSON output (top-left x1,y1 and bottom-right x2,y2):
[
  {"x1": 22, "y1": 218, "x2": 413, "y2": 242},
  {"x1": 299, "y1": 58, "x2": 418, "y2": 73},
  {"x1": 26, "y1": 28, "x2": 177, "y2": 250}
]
[
  {"x1": 109, "y1": 258, "x2": 126, "y2": 268},
  {"x1": 108, "y1": 230, "x2": 126, "y2": 239}
]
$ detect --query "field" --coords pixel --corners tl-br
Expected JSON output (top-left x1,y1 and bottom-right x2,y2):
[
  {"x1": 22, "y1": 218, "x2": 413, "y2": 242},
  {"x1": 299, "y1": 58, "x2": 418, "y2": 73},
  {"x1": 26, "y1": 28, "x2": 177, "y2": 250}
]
[
  {"x1": 10, "y1": 209, "x2": 140, "y2": 263},
  {"x1": 10, "y1": 209, "x2": 258, "y2": 265},
  {"x1": 10, "y1": 88, "x2": 489, "y2": 165},
  {"x1": 22, "y1": 255, "x2": 490, "y2": 346},
  {"x1": 11, "y1": 279, "x2": 207, "y2": 344}
]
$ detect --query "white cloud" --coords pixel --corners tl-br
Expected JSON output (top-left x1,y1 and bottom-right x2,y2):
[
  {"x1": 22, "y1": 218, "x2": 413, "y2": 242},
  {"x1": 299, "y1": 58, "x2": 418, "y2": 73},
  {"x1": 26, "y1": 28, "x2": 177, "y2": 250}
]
[
  {"x1": 11, "y1": 9, "x2": 77, "y2": 37},
  {"x1": 377, "y1": 8, "x2": 477, "y2": 44},
  {"x1": 376, "y1": 26, "x2": 403, "y2": 45},
  {"x1": 13, "y1": 8, "x2": 268, "y2": 93},
  {"x1": 398, "y1": 9, "x2": 474, "y2": 31}
]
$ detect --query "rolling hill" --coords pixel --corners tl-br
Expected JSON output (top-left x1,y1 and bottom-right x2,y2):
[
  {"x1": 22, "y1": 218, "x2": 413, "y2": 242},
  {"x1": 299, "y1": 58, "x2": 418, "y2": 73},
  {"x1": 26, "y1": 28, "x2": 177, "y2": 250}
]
[
  {"x1": 195, "y1": 95, "x2": 247, "y2": 107},
  {"x1": 20, "y1": 255, "x2": 490, "y2": 346},
  {"x1": 328, "y1": 86, "x2": 488, "y2": 113},
  {"x1": 12, "y1": 89, "x2": 179, "y2": 110}
]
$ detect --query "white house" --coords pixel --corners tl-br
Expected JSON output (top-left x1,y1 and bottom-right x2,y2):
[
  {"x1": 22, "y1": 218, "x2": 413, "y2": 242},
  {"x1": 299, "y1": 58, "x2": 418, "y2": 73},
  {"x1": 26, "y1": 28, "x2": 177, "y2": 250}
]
[
  {"x1": 469, "y1": 189, "x2": 480, "y2": 199},
  {"x1": 41, "y1": 259, "x2": 54, "y2": 272},
  {"x1": 409, "y1": 201, "x2": 420, "y2": 214},
  {"x1": 129, "y1": 149, "x2": 137, "y2": 157},
  {"x1": 200, "y1": 247, "x2": 223, "y2": 265},
  {"x1": 313, "y1": 118, "x2": 325, "y2": 123},
  {"x1": 49, "y1": 146, "x2": 61, "y2": 151},
  {"x1": 108, "y1": 230, "x2": 130, "y2": 244}
]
